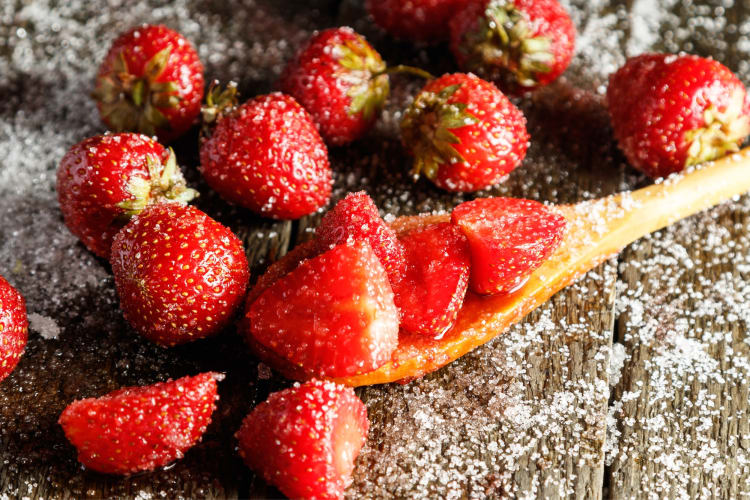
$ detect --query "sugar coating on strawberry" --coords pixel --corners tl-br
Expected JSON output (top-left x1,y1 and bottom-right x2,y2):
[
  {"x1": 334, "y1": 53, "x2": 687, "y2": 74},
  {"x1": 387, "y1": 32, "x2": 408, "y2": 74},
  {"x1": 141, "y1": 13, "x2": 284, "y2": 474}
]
[
  {"x1": 236, "y1": 379, "x2": 369, "y2": 500},
  {"x1": 450, "y1": 0, "x2": 576, "y2": 94},
  {"x1": 392, "y1": 223, "x2": 471, "y2": 338},
  {"x1": 316, "y1": 191, "x2": 406, "y2": 283},
  {"x1": 281, "y1": 27, "x2": 389, "y2": 145},
  {"x1": 451, "y1": 197, "x2": 566, "y2": 294},
  {"x1": 607, "y1": 53, "x2": 750, "y2": 178},
  {"x1": 246, "y1": 239, "x2": 399, "y2": 378},
  {"x1": 401, "y1": 73, "x2": 529, "y2": 192},
  {"x1": 57, "y1": 133, "x2": 196, "y2": 259},
  {"x1": 59, "y1": 372, "x2": 222, "y2": 475},
  {"x1": 0, "y1": 275, "x2": 27, "y2": 383},
  {"x1": 111, "y1": 203, "x2": 249, "y2": 346},
  {"x1": 94, "y1": 24, "x2": 204, "y2": 143},
  {"x1": 366, "y1": 0, "x2": 465, "y2": 43},
  {"x1": 200, "y1": 92, "x2": 332, "y2": 219}
]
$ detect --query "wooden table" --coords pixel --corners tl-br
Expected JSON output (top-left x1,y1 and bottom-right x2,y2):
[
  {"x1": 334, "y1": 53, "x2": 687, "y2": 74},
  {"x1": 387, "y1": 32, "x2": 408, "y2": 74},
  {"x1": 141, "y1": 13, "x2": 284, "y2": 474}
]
[{"x1": 0, "y1": 0, "x2": 748, "y2": 498}]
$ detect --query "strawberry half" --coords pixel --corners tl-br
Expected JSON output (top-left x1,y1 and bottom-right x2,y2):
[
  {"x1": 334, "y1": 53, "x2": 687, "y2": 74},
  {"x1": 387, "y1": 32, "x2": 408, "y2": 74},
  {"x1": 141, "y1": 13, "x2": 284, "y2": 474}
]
[
  {"x1": 246, "y1": 240, "x2": 399, "y2": 378},
  {"x1": 366, "y1": 0, "x2": 465, "y2": 43},
  {"x1": 392, "y1": 223, "x2": 471, "y2": 338},
  {"x1": 58, "y1": 372, "x2": 222, "y2": 475},
  {"x1": 451, "y1": 197, "x2": 566, "y2": 294},
  {"x1": 111, "y1": 203, "x2": 249, "y2": 346},
  {"x1": 57, "y1": 133, "x2": 197, "y2": 259},
  {"x1": 236, "y1": 379, "x2": 369, "y2": 500},
  {"x1": 0, "y1": 275, "x2": 27, "y2": 383},
  {"x1": 93, "y1": 24, "x2": 205, "y2": 143},
  {"x1": 401, "y1": 73, "x2": 529, "y2": 192}
]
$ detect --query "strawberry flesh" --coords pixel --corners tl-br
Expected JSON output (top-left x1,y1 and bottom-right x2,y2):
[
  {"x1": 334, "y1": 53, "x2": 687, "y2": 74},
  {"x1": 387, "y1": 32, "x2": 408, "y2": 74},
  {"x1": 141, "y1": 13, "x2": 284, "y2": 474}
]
[{"x1": 0, "y1": 275, "x2": 27, "y2": 383}]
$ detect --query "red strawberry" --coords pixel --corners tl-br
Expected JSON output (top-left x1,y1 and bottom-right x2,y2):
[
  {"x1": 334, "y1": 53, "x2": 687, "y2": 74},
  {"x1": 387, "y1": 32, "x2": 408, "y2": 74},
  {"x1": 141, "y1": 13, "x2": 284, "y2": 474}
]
[
  {"x1": 280, "y1": 27, "x2": 389, "y2": 145},
  {"x1": 0, "y1": 275, "x2": 27, "y2": 383},
  {"x1": 111, "y1": 203, "x2": 249, "y2": 346},
  {"x1": 246, "y1": 240, "x2": 399, "y2": 378},
  {"x1": 315, "y1": 191, "x2": 406, "y2": 283},
  {"x1": 451, "y1": 197, "x2": 566, "y2": 294},
  {"x1": 450, "y1": 0, "x2": 576, "y2": 94},
  {"x1": 392, "y1": 223, "x2": 471, "y2": 337},
  {"x1": 57, "y1": 133, "x2": 196, "y2": 259},
  {"x1": 93, "y1": 24, "x2": 204, "y2": 143},
  {"x1": 607, "y1": 53, "x2": 750, "y2": 178},
  {"x1": 401, "y1": 73, "x2": 529, "y2": 192},
  {"x1": 236, "y1": 379, "x2": 368, "y2": 500},
  {"x1": 366, "y1": 0, "x2": 465, "y2": 43},
  {"x1": 58, "y1": 372, "x2": 222, "y2": 475},
  {"x1": 200, "y1": 92, "x2": 332, "y2": 219}
]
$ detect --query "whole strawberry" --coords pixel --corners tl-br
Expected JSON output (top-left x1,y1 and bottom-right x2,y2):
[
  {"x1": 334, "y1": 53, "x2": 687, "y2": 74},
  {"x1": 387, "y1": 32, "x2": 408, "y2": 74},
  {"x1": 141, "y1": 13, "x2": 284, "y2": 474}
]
[
  {"x1": 0, "y1": 275, "x2": 27, "y2": 383},
  {"x1": 450, "y1": 0, "x2": 575, "y2": 94},
  {"x1": 366, "y1": 0, "x2": 465, "y2": 43},
  {"x1": 236, "y1": 379, "x2": 369, "y2": 500},
  {"x1": 59, "y1": 372, "x2": 222, "y2": 475},
  {"x1": 93, "y1": 24, "x2": 204, "y2": 142},
  {"x1": 281, "y1": 27, "x2": 389, "y2": 145},
  {"x1": 57, "y1": 133, "x2": 196, "y2": 259},
  {"x1": 111, "y1": 203, "x2": 249, "y2": 346},
  {"x1": 607, "y1": 53, "x2": 750, "y2": 178},
  {"x1": 401, "y1": 73, "x2": 529, "y2": 192},
  {"x1": 200, "y1": 92, "x2": 332, "y2": 219}
]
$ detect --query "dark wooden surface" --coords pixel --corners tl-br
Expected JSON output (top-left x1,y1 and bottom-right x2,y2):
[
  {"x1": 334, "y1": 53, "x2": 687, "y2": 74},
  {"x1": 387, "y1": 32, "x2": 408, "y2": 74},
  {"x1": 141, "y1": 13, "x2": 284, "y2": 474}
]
[{"x1": 0, "y1": 0, "x2": 749, "y2": 498}]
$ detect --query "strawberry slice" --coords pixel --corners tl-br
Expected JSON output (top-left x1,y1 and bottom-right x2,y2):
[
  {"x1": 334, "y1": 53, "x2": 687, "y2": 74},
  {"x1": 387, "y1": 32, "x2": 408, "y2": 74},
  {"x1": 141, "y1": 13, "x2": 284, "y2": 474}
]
[
  {"x1": 246, "y1": 239, "x2": 399, "y2": 378},
  {"x1": 316, "y1": 191, "x2": 406, "y2": 283},
  {"x1": 451, "y1": 197, "x2": 566, "y2": 294},
  {"x1": 58, "y1": 372, "x2": 222, "y2": 475},
  {"x1": 236, "y1": 379, "x2": 369, "y2": 500},
  {"x1": 392, "y1": 223, "x2": 471, "y2": 338}
]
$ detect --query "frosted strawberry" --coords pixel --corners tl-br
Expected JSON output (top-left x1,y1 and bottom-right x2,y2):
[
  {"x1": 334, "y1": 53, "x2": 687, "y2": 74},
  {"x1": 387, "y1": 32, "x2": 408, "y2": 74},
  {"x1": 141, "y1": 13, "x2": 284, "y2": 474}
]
[
  {"x1": 57, "y1": 133, "x2": 196, "y2": 259},
  {"x1": 93, "y1": 24, "x2": 204, "y2": 142},
  {"x1": 451, "y1": 197, "x2": 566, "y2": 294},
  {"x1": 401, "y1": 73, "x2": 529, "y2": 192},
  {"x1": 366, "y1": 0, "x2": 465, "y2": 43},
  {"x1": 245, "y1": 240, "x2": 399, "y2": 378},
  {"x1": 281, "y1": 27, "x2": 389, "y2": 145},
  {"x1": 0, "y1": 275, "x2": 27, "y2": 383},
  {"x1": 236, "y1": 379, "x2": 368, "y2": 500},
  {"x1": 111, "y1": 203, "x2": 249, "y2": 346},
  {"x1": 200, "y1": 92, "x2": 332, "y2": 219},
  {"x1": 59, "y1": 372, "x2": 222, "y2": 475},
  {"x1": 607, "y1": 53, "x2": 750, "y2": 178}
]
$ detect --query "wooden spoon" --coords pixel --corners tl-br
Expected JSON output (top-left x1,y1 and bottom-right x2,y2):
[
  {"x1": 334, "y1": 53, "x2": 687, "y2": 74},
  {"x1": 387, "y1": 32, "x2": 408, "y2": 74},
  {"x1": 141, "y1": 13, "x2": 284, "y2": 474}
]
[{"x1": 248, "y1": 148, "x2": 750, "y2": 387}]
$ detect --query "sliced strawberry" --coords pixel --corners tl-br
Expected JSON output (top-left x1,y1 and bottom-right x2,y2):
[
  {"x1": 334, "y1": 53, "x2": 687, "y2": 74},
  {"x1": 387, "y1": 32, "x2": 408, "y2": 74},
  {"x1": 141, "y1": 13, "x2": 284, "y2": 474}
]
[
  {"x1": 236, "y1": 379, "x2": 369, "y2": 500},
  {"x1": 246, "y1": 240, "x2": 399, "y2": 378},
  {"x1": 451, "y1": 197, "x2": 566, "y2": 295},
  {"x1": 315, "y1": 191, "x2": 406, "y2": 283},
  {"x1": 58, "y1": 372, "x2": 222, "y2": 475},
  {"x1": 392, "y1": 223, "x2": 471, "y2": 338}
]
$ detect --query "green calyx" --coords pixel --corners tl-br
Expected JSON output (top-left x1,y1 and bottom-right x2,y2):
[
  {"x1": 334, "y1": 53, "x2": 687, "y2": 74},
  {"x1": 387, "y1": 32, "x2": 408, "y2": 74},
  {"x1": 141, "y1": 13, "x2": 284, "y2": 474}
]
[
  {"x1": 461, "y1": 0, "x2": 554, "y2": 89},
  {"x1": 400, "y1": 84, "x2": 478, "y2": 180},
  {"x1": 94, "y1": 47, "x2": 182, "y2": 136},
  {"x1": 684, "y1": 89, "x2": 750, "y2": 167},
  {"x1": 336, "y1": 37, "x2": 390, "y2": 120},
  {"x1": 200, "y1": 80, "x2": 239, "y2": 139}
]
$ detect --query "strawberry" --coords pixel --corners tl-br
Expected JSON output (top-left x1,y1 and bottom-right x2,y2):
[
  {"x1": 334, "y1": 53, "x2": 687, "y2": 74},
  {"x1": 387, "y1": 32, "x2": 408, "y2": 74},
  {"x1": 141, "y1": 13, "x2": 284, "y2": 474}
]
[
  {"x1": 401, "y1": 73, "x2": 529, "y2": 192},
  {"x1": 449, "y1": 0, "x2": 576, "y2": 94},
  {"x1": 199, "y1": 92, "x2": 332, "y2": 219},
  {"x1": 392, "y1": 223, "x2": 471, "y2": 337},
  {"x1": 110, "y1": 203, "x2": 249, "y2": 346},
  {"x1": 451, "y1": 197, "x2": 566, "y2": 294},
  {"x1": 93, "y1": 24, "x2": 204, "y2": 143},
  {"x1": 236, "y1": 379, "x2": 368, "y2": 500},
  {"x1": 0, "y1": 275, "x2": 27, "y2": 383},
  {"x1": 315, "y1": 191, "x2": 405, "y2": 283},
  {"x1": 57, "y1": 133, "x2": 197, "y2": 259},
  {"x1": 58, "y1": 372, "x2": 222, "y2": 475},
  {"x1": 366, "y1": 0, "x2": 465, "y2": 43},
  {"x1": 245, "y1": 240, "x2": 399, "y2": 378},
  {"x1": 280, "y1": 27, "x2": 389, "y2": 145},
  {"x1": 607, "y1": 53, "x2": 750, "y2": 178}
]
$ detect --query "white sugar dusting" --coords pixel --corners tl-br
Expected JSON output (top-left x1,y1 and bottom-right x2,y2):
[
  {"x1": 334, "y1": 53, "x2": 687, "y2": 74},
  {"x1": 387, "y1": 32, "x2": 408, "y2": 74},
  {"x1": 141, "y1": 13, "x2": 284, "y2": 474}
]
[{"x1": 27, "y1": 313, "x2": 61, "y2": 340}]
